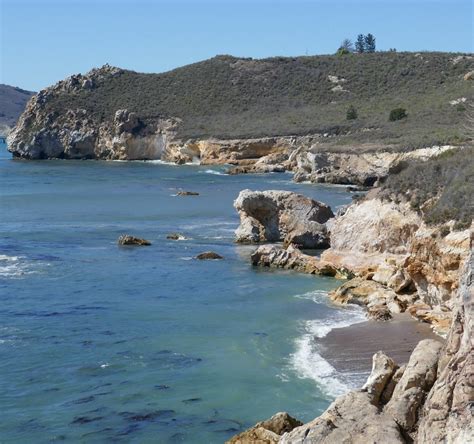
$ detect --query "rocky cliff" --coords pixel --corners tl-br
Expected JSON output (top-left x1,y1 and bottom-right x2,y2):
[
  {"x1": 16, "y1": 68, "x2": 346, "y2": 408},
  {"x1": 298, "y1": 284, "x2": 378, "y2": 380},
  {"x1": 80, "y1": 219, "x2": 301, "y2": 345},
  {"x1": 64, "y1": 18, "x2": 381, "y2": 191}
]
[
  {"x1": 250, "y1": 195, "x2": 471, "y2": 331},
  {"x1": 7, "y1": 52, "x2": 473, "y2": 171},
  {"x1": 229, "y1": 246, "x2": 473, "y2": 443}
]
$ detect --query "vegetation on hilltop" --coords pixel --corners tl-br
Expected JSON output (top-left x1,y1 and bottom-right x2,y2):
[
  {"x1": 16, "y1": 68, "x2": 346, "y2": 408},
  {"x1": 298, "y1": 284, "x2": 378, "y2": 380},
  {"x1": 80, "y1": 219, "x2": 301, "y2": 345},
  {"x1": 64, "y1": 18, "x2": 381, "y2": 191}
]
[
  {"x1": 382, "y1": 147, "x2": 474, "y2": 228},
  {"x1": 42, "y1": 52, "x2": 473, "y2": 147}
]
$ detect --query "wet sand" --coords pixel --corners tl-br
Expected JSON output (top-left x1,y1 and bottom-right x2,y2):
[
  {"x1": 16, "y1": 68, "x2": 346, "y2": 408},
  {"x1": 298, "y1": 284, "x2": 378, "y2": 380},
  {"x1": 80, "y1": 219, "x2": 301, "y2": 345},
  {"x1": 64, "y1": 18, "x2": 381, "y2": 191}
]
[{"x1": 315, "y1": 313, "x2": 444, "y2": 384}]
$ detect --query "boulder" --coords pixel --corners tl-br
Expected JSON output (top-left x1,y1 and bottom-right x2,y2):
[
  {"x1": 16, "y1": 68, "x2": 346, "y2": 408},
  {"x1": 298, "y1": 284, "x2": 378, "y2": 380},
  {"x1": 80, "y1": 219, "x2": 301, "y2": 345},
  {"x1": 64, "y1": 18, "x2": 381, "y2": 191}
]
[
  {"x1": 367, "y1": 304, "x2": 393, "y2": 321},
  {"x1": 250, "y1": 244, "x2": 339, "y2": 276},
  {"x1": 226, "y1": 412, "x2": 302, "y2": 444},
  {"x1": 195, "y1": 251, "x2": 223, "y2": 260},
  {"x1": 279, "y1": 391, "x2": 404, "y2": 444},
  {"x1": 234, "y1": 190, "x2": 334, "y2": 248},
  {"x1": 385, "y1": 339, "x2": 442, "y2": 432},
  {"x1": 362, "y1": 351, "x2": 398, "y2": 404},
  {"x1": 117, "y1": 235, "x2": 151, "y2": 246},
  {"x1": 381, "y1": 365, "x2": 406, "y2": 405},
  {"x1": 329, "y1": 277, "x2": 397, "y2": 307}
]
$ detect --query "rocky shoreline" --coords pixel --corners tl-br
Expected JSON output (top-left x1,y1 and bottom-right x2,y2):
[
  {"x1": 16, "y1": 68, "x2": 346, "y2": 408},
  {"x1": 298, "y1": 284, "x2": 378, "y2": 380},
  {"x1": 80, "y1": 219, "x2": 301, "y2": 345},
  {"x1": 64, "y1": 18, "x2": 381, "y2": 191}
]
[
  {"x1": 6, "y1": 64, "x2": 463, "y2": 188},
  {"x1": 228, "y1": 187, "x2": 473, "y2": 443},
  {"x1": 5, "y1": 66, "x2": 473, "y2": 441}
]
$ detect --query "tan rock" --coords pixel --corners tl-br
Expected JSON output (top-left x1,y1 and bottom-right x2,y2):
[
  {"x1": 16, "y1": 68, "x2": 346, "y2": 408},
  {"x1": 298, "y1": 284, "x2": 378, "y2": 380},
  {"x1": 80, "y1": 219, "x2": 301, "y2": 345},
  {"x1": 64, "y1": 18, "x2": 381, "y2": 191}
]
[
  {"x1": 227, "y1": 412, "x2": 302, "y2": 444},
  {"x1": 385, "y1": 339, "x2": 442, "y2": 432},
  {"x1": 417, "y1": 250, "x2": 474, "y2": 443},
  {"x1": 381, "y1": 365, "x2": 406, "y2": 404},
  {"x1": 279, "y1": 391, "x2": 404, "y2": 444},
  {"x1": 362, "y1": 351, "x2": 398, "y2": 403},
  {"x1": 234, "y1": 190, "x2": 333, "y2": 248},
  {"x1": 250, "y1": 244, "x2": 339, "y2": 276}
]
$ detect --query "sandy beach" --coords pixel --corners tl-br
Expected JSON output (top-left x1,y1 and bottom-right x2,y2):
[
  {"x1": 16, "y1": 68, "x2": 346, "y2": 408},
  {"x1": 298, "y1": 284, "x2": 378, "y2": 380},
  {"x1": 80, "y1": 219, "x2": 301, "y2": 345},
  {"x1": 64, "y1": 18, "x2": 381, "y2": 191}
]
[{"x1": 315, "y1": 313, "x2": 444, "y2": 384}]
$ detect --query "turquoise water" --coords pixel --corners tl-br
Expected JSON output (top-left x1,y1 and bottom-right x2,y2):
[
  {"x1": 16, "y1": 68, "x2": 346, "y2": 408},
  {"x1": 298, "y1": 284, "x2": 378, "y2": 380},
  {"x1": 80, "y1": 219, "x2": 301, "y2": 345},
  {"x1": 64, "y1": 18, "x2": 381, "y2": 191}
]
[{"x1": 0, "y1": 142, "x2": 364, "y2": 443}]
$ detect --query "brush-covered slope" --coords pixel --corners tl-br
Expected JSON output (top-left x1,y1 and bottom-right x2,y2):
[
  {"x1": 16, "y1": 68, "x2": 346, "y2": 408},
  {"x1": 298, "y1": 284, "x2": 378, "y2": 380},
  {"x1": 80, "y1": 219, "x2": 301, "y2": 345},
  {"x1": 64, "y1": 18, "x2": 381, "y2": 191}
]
[{"x1": 16, "y1": 52, "x2": 474, "y2": 147}]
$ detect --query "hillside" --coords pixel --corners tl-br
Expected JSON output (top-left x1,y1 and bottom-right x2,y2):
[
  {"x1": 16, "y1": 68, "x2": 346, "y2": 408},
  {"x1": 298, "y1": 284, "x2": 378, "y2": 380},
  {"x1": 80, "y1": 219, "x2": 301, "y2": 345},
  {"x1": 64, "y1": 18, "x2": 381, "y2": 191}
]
[
  {"x1": 381, "y1": 147, "x2": 474, "y2": 228},
  {"x1": 0, "y1": 84, "x2": 35, "y2": 130},
  {"x1": 38, "y1": 52, "x2": 473, "y2": 147}
]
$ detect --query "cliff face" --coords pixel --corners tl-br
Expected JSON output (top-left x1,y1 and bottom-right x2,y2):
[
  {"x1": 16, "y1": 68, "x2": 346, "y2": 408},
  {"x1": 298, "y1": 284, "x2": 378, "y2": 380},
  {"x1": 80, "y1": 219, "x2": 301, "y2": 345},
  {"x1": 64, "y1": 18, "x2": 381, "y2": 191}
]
[
  {"x1": 7, "y1": 66, "x2": 179, "y2": 160},
  {"x1": 230, "y1": 242, "x2": 473, "y2": 443},
  {"x1": 7, "y1": 52, "x2": 473, "y2": 166},
  {"x1": 249, "y1": 194, "x2": 471, "y2": 331},
  {"x1": 7, "y1": 71, "x2": 455, "y2": 188}
]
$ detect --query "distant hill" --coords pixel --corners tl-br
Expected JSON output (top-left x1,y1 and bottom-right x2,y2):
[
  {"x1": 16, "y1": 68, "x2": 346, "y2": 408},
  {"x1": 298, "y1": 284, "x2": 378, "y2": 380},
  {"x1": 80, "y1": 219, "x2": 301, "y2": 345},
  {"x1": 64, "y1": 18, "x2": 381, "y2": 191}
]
[
  {"x1": 0, "y1": 84, "x2": 35, "y2": 130},
  {"x1": 39, "y1": 52, "x2": 473, "y2": 148}
]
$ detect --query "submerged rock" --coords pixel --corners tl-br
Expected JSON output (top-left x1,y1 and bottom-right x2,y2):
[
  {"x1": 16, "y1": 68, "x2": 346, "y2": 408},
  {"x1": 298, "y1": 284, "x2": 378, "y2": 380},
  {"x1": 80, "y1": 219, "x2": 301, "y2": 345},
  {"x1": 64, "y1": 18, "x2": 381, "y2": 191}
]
[
  {"x1": 234, "y1": 189, "x2": 334, "y2": 248},
  {"x1": 117, "y1": 235, "x2": 151, "y2": 246},
  {"x1": 166, "y1": 233, "x2": 187, "y2": 240},
  {"x1": 176, "y1": 191, "x2": 199, "y2": 196},
  {"x1": 195, "y1": 251, "x2": 223, "y2": 260}
]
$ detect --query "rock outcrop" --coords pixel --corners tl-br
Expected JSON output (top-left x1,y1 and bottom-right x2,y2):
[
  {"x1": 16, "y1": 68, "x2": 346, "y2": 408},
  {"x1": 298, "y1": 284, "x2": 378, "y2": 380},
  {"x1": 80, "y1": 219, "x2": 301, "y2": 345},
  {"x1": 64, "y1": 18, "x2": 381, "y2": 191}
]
[
  {"x1": 291, "y1": 145, "x2": 457, "y2": 186},
  {"x1": 7, "y1": 65, "x2": 179, "y2": 160},
  {"x1": 226, "y1": 412, "x2": 303, "y2": 444},
  {"x1": 416, "y1": 250, "x2": 474, "y2": 443},
  {"x1": 195, "y1": 251, "x2": 223, "y2": 260},
  {"x1": 234, "y1": 190, "x2": 334, "y2": 248},
  {"x1": 117, "y1": 235, "x2": 151, "y2": 246},
  {"x1": 234, "y1": 239, "x2": 473, "y2": 444},
  {"x1": 230, "y1": 338, "x2": 455, "y2": 443},
  {"x1": 250, "y1": 244, "x2": 342, "y2": 277},
  {"x1": 248, "y1": 194, "x2": 471, "y2": 332},
  {"x1": 322, "y1": 198, "x2": 471, "y2": 332}
]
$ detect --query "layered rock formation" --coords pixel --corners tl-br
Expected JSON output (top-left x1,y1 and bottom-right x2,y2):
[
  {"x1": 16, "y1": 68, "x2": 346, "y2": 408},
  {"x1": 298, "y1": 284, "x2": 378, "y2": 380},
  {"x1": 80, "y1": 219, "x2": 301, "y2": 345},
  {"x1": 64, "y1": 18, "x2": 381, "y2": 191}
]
[
  {"x1": 291, "y1": 145, "x2": 455, "y2": 186},
  {"x1": 234, "y1": 190, "x2": 334, "y2": 249},
  {"x1": 249, "y1": 194, "x2": 471, "y2": 332},
  {"x1": 230, "y1": 255, "x2": 473, "y2": 443},
  {"x1": 237, "y1": 188, "x2": 473, "y2": 442}
]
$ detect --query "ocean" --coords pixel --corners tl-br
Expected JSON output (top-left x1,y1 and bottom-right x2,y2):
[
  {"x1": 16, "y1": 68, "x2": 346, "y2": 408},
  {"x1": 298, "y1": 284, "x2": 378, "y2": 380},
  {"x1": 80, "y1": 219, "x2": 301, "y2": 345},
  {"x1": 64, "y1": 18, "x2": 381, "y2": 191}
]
[{"x1": 0, "y1": 142, "x2": 366, "y2": 443}]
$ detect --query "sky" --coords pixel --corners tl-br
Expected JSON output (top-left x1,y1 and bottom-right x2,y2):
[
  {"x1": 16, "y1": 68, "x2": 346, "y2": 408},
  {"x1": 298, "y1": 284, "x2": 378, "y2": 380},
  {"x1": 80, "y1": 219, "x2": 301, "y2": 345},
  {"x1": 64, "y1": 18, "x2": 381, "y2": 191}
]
[{"x1": 1, "y1": 0, "x2": 473, "y2": 91}]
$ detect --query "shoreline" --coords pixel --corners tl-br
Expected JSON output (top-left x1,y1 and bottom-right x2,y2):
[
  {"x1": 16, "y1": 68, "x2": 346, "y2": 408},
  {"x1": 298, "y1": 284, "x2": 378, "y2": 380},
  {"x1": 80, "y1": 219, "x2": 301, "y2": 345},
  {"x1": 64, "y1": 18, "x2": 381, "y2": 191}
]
[{"x1": 314, "y1": 313, "x2": 444, "y2": 384}]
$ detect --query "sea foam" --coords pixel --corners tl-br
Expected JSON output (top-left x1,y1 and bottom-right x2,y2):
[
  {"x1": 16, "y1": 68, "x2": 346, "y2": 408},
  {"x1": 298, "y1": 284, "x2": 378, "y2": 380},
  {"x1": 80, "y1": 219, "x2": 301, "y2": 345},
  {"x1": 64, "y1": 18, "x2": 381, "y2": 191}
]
[{"x1": 289, "y1": 290, "x2": 366, "y2": 397}]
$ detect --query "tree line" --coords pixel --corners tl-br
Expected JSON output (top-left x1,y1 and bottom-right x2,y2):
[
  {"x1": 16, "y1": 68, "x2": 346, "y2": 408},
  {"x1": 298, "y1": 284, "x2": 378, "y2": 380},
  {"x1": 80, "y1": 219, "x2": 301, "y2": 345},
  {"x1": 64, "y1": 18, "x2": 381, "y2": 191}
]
[{"x1": 337, "y1": 34, "x2": 377, "y2": 55}]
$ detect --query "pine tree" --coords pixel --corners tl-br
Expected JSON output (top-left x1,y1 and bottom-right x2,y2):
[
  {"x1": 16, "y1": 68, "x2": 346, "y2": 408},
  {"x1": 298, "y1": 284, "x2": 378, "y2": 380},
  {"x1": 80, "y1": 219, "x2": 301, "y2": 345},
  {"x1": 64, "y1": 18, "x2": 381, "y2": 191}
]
[
  {"x1": 364, "y1": 33, "x2": 376, "y2": 52},
  {"x1": 355, "y1": 34, "x2": 365, "y2": 53}
]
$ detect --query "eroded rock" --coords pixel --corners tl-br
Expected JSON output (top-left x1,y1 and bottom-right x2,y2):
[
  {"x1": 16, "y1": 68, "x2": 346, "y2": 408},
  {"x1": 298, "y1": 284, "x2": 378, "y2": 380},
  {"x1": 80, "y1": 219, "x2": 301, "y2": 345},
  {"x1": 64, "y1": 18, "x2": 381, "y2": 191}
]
[
  {"x1": 234, "y1": 190, "x2": 333, "y2": 248},
  {"x1": 226, "y1": 412, "x2": 302, "y2": 444}
]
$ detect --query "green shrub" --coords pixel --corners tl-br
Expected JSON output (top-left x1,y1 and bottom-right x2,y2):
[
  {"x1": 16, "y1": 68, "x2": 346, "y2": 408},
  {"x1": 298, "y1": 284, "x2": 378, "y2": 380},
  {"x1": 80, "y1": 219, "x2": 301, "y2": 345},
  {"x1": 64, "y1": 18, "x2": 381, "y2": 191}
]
[
  {"x1": 38, "y1": 52, "x2": 473, "y2": 146},
  {"x1": 389, "y1": 107, "x2": 408, "y2": 121},
  {"x1": 382, "y1": 147, "x2": 474, "y2": 227},
  {"x1": 336, "y1": 47, "x2": 350, "y2": 56},
  {"x1": 346, "y1": 105, "x2": 358, "y2": 120}
]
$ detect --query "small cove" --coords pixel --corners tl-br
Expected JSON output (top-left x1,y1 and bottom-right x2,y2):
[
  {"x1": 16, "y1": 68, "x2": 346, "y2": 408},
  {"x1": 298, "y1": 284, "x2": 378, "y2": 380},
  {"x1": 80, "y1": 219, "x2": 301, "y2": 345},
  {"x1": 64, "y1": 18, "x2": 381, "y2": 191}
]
[{"x1": 1, "y1": 143, "x2": 369, "y2": 442}]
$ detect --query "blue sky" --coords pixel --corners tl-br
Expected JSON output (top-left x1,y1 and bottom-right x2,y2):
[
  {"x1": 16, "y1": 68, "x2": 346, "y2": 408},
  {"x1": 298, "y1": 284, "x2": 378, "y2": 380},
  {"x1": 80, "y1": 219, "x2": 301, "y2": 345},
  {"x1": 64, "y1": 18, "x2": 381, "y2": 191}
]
[{"x1": 1, "y1": 0, "x2": 472, "y2": 91}]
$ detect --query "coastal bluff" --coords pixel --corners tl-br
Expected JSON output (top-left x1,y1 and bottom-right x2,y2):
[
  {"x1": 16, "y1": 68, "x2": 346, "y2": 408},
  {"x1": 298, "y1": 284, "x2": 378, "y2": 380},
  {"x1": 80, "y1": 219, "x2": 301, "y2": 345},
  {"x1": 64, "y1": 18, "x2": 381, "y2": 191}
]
[
  {"x1": 7, "y1": 53, "x2": 473, "y2": 186},
  {"x1": 231, "y1": 187, "x2": 473, "y2": 443}
]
